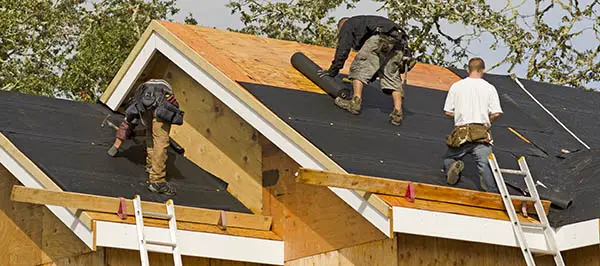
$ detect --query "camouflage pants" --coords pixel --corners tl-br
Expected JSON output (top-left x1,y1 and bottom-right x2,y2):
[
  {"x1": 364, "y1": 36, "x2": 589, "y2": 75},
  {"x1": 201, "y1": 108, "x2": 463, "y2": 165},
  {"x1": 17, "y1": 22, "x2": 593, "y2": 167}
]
[
  {"x1": 348, "y1": 34, "x2": 407, "y2": 95},
  {"x1": 143, "y1": 111, "x2": 171, "y2": 183}
]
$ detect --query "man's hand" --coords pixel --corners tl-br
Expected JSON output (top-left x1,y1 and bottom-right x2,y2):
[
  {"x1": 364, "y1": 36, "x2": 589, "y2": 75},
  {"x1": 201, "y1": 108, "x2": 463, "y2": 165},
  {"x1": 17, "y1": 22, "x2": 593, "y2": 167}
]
[
  {"x1": 317, "y1": 69, "x2": 338, "y2": 78},
  {"x1": 445, "y1": 111, "x2": 455, "y2": 118},
  {"x1": 489, "y1": 113, "x2": 501, "y2": 123}
]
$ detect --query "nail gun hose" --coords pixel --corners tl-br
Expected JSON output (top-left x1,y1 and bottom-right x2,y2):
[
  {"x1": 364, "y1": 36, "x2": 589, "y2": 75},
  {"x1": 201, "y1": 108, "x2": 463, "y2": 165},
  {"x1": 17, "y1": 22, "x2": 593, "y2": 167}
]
[{"x1": 291, "y1": 52, "x2": 351, "y2": 99}]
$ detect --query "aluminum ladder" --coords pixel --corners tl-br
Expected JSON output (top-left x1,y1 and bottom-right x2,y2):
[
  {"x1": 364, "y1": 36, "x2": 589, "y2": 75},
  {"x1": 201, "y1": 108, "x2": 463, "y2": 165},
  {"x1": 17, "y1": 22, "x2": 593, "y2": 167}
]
[
  {"x1": 133, "y1": 195, "x2": 182, "y2": 266},
  {"x1": 488, "y1": 154, "x2": 564, "y2": 266}
]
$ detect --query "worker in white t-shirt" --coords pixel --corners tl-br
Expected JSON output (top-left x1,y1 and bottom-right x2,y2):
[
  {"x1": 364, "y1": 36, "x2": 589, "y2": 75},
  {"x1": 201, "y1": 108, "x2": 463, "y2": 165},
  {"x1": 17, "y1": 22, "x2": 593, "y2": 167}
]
[{"x1": 442, "y1": 58, "x2": 503, "y2": 192}]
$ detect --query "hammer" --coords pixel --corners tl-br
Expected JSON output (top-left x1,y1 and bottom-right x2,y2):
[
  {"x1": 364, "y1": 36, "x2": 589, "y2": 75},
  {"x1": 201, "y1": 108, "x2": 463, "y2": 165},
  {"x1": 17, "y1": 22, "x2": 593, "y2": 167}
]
[
  {"x1": 102, "y1": 115, "x2": 123, "y2": 157},
  {"x1": 101, "y1": 115, "x2": 119, "y2": 130}
]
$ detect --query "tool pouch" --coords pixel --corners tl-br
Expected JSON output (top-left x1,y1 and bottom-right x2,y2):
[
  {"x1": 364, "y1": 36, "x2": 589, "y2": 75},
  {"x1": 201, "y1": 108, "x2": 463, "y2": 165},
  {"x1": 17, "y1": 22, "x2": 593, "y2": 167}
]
[
  {"x1": 155, "y1": 99, "x2": 184, "y2": 125},
  {"x1": 446, "y1": 124, "x2": 491, "y2": 148}
]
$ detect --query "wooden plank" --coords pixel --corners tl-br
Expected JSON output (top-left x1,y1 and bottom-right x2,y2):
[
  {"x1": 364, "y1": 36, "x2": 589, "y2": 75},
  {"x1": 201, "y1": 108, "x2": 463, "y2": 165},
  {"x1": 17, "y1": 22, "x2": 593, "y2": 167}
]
[
  {"x1": 379, "y1": 194, "x2": 540, "y2": 223},
  {"x1": 10, "y1": 186, "x2": 272, "y2": 231},
  {"x1": 86, "y1": 212, "x2": 281, "y2": 240},
  {"x1": 162, "y1": 61, "x2": 264, "y2": 214},
  {"x1": 262, "y1": 147, "x2": 386, "y2": 261},
  {"x1": 0, "y1": 133, "x2": 94, "y2": 229},
  {"x1": 296, "y1": 168, "x2": 551, "y2": 215}
]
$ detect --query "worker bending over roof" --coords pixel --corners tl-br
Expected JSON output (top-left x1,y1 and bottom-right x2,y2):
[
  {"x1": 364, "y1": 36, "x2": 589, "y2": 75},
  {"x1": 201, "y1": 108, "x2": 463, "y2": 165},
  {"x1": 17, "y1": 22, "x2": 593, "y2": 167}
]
[
  {"x1": 318, "y1": 15, "x2": 416, "y2": 125},
  {"x1": 108, "y1": 79, "x2": 184, "y2": 195},
  {"x1": 443, "y1": 58, "x2": 502, "y2": 192}
]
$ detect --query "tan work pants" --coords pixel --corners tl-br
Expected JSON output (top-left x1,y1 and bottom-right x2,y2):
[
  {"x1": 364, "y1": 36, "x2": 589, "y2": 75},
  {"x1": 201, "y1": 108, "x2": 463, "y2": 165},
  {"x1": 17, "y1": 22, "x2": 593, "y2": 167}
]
[{"x1": 143, "y1": 111, "x2": 171, "y2": 183}]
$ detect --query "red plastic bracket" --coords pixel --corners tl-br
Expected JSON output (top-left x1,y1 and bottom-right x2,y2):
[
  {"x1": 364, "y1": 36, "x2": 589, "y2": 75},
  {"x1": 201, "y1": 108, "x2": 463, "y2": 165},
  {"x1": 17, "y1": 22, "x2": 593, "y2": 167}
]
[
  {"x1": 117, "y1": 197, "x2": 127, "y2": 220},
  {"x1": 404, "y1": 182, "x2": 415, "y2": 202}
]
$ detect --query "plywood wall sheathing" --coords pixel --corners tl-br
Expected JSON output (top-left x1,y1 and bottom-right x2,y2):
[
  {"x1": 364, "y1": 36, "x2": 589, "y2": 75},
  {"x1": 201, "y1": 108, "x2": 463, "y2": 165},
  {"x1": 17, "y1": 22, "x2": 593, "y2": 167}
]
[
  {"x1": 137, "y1": 55, "x2": 264, "y2": 214},
  {"x1": 261, "y1": 139, "x2": 387, "y2": 261},
  {"x1": 0, "y1": 165, "x2": 92, "y2": 265},
  {"x1": 286, "y1": 238, "x2": 397, "y2": 266},
  {"x1": 104, "y1": 248, "x2": 265, "y2": 266}
]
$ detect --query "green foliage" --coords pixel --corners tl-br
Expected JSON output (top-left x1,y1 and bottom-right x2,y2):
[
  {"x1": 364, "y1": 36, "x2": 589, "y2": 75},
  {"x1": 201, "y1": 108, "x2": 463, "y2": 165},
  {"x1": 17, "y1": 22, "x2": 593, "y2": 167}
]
[
  {"x1": 61, "y1": 0, "x2": 179, "y2": 101},
  {"x1": 228, "y1": 0, "x2": 600, "y2": 90},
  {"x1": 0, "y1": 0, "x2": 179, "y2": 102},
  {"x1": 227, "y1": 0, "x2": 360, "y2": 47}
]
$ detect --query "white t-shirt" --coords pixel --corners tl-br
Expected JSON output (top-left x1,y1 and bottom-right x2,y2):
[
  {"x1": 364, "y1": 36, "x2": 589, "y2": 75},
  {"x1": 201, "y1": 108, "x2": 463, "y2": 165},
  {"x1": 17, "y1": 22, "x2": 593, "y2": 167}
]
[{"x1": 443, "y1": 77, "x2": 503, "y2": 126}]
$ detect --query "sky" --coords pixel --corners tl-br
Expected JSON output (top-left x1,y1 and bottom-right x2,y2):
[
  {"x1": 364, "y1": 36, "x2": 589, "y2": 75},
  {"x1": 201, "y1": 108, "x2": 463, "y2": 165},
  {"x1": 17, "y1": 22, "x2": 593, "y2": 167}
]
[{"x1": 172, "y1": 0, "x2": 599, "y2": 89}]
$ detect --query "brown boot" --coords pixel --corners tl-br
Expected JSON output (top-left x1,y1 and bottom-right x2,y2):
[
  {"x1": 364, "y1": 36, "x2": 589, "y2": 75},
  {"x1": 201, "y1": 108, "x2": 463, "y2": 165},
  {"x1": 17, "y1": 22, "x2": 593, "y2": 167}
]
[
  {"x1": 390, "y1": 108, "x2": 403, "y2": 126},
  {"x1": 334, "y1": 96, "x2": 362, "y2": 115}
]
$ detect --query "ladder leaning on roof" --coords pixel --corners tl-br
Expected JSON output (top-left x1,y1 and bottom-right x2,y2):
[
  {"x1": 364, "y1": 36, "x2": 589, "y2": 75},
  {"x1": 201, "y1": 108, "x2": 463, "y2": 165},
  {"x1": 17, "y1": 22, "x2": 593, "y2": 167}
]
[
  {"x1": 133, "y1": 195, "x2": 183, "y2": 266},
  {"x1": 488, "y1": 153, "x2": 564, "y2": 266}
]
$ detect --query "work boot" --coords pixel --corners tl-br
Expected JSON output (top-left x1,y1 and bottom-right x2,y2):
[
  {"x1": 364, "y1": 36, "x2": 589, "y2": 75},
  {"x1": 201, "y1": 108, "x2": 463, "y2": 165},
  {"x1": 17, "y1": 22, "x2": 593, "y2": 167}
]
[
  {"x1": 389, "y1": 109, "x2": 403, "y2": 126},
  {"x1": 446, "y1": 160, "x2": 464, "y2": 185},
  {"x1": 148, "y1": 182, "x2": 176, "y2": 195},
  {"x1": 334, "y1": 96, "x2": 362, "y2": 115}
]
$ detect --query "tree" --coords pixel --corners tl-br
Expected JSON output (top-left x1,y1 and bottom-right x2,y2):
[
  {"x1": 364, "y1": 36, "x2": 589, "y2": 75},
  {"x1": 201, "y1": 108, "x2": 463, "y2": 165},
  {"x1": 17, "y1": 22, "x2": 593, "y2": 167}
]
[
  {"x1": 0, "y1": 0, "x2": 179, "y2": 102},
  {"x1": 227, "y1": 0, "x2": 600, "y2": 90},
  {"x1": 61, "y1": 0, "x2": 179, "y2": 101}
]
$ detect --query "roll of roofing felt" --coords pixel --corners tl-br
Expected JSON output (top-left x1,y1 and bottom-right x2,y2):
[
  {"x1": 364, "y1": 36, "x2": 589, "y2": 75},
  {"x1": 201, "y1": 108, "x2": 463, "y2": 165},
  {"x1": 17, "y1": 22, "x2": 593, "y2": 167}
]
[
  {"x1": 542, "y1": 195, "x2": 573, "y2": 210},
  {"x1": 291, "y1": 52, "x2": 351, "y2": 99}
]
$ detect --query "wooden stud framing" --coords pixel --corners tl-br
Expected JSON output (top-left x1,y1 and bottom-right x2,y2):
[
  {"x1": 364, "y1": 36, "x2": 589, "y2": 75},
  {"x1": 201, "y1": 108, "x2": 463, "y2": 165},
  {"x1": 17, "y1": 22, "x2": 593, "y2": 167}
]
[
  {"x1": 296, "y1": 168, "x2": 551, "y2": 215},
  {"x1": 11, "y1": 185, "x2": 272, "y2": 231}
]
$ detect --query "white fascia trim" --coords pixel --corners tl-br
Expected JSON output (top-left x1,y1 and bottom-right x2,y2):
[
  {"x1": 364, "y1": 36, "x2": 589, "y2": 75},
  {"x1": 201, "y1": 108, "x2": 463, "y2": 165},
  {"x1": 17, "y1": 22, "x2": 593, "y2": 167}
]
[
  {"x1": 0, "y1": 145, "x2": 94, "y2": 249},
  {"x1": 556, "y1": 219, "x2": 600, "y2": 251},
  {"x1": 393, "y1": 207, "x2": 600, "y2": 252},
  {"x1": 103, "y1": 32, "x2": 391, "y2": 236},
  {"x1": 95, "y1": 221, "x2": 284, "y2": 265}
]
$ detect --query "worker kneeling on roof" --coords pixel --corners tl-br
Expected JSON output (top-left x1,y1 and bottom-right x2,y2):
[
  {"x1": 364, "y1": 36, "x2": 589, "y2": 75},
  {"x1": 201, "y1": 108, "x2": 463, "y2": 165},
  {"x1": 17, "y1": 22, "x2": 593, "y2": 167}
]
[
  {"x1": 108, "y1": 79, "x2": 184, "y2": 196},
  {"x1": 443, "y1": 58, "x2": 502, "y2": 192},
  {"x1": 318, "y1": 15, "x2": 416, "y2": 126}
]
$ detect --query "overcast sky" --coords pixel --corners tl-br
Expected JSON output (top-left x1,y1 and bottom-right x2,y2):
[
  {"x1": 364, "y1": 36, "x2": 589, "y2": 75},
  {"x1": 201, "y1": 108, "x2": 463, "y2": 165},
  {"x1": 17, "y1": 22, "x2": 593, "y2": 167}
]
[{"x1": 172, "y1": 1, "x2": 598, "y2": 88}]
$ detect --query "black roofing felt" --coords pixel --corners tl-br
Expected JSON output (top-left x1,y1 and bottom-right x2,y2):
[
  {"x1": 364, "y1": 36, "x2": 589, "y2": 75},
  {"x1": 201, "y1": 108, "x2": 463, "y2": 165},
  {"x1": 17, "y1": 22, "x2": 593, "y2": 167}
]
[
  {"x1": 240, "y1": 72, "x2": 600, "y2": 226},
  {"x1": 0, "y1": 91, "x2": 250, "y2": 213}
]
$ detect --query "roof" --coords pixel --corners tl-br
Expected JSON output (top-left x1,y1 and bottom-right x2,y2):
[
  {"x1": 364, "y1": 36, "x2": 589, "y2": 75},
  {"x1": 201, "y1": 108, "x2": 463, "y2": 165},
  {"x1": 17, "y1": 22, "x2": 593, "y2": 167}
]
[
  {"x1": 157, "y1": 21, "x2": 461, "y2": 93},
  {"x1": 0, "y1": 90, "x2": 249, "y2": 212},
  {"x1": 0, "y1": 90, "x2": 284, "y2": 265},
  {"x1": 98, "y1": 20, "x2": 600, "y2": 250}
]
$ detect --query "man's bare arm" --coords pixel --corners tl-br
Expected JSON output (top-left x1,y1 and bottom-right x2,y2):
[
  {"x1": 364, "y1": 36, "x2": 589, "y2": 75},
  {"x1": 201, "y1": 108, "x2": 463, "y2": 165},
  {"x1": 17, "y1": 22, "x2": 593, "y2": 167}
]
[
  {"x1": 445, "y1": 111, "x2": 454, "y2": 117},
  {"x1": 489, "y1": 112, "x2": 501, "y2": 123}
]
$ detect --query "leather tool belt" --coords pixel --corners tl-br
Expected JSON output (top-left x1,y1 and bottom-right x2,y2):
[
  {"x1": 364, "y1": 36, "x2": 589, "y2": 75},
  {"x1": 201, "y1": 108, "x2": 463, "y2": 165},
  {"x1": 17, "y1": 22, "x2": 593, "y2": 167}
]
[{"x1": 446, "y1": 123, "x2": 492, "y2": 148}]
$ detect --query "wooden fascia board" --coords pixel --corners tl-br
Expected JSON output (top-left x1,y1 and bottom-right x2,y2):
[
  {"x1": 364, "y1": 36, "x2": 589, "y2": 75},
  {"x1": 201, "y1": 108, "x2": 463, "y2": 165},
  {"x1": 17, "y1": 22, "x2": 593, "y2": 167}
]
[
  {"x1": 11, "y1": 185, "x2": 272, "y2": 231},
  {"x1": 148, "y1": 21, "x2": 392, "y2": 219},
  {"x1": 0, "y1": 133, "x2": 94, "y2": 228},
  {"x1": 86, "y1": 211, "x2": 281, "y2": 240},
  {"x1": 296, "y1": 168, "x2": 551, "y2": 215},
  {"x1": 100, "y1": 24, "x2": 156, "y2": 103}
]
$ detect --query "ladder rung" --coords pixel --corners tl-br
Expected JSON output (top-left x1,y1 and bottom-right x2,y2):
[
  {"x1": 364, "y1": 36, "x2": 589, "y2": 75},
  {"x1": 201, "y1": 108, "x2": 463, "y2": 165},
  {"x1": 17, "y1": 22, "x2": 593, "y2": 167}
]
[
  {"x1": 142, "y1": 211, "x2": 173, "y2": 220},
  {"x1": 521, "y1": 222, "x2": 547, "y2": 229},
  {"x1": 146, "y1": 240, "x2": 177, "y2": 247},
  {"x1": 530, "y1": 248, "x2": 557, "y2": 256},
  {"x1": 500, "y1": 169, "x2": 527, "y2": 175},
  {"x1": 510, "y1": 195, "x2": 537, "y2": 202}
]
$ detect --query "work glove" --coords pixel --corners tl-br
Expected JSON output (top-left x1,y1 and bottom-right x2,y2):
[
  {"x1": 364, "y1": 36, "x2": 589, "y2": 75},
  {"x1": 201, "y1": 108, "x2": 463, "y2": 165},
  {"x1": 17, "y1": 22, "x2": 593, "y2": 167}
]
[
  {"x1": 116, "y1": 120, "x2": 134, "y2": 141},
  {"x1": 317, "y1": 69, "x2": 338, "y2": 78},
  {"x1": 107, "y1": 146, "x2": 119, "y2": 157}
]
